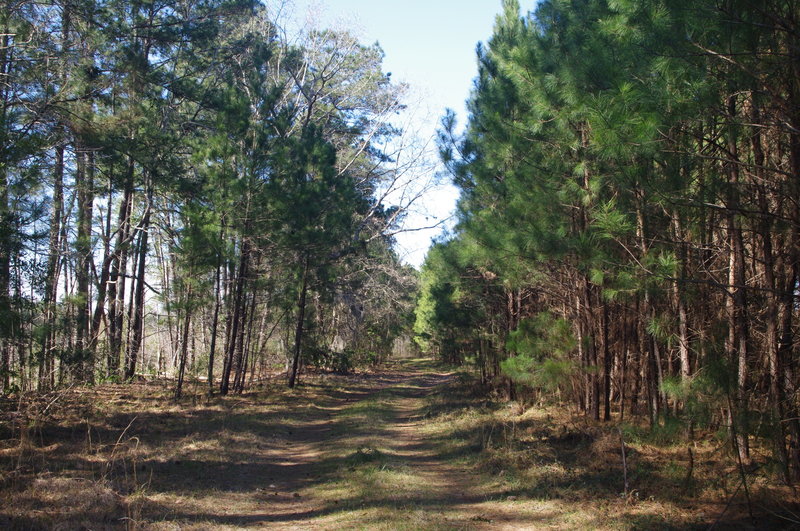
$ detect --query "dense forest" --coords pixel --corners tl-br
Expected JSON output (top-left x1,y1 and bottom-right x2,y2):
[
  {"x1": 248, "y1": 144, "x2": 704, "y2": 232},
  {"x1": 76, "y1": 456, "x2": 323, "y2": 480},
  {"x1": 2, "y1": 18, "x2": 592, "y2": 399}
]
[
  {"x1": 0, "y1": 0, "x2": 420, "y2": 397},
  {"x1": 3, "y1": 0, "x2": 800, "y2": 502},
  {"x1": 416, "y1": 0, "x2": 800, "y2": 484},
  {"x1": 3, "y1": 0, "x2": 800, "y2": 526}
]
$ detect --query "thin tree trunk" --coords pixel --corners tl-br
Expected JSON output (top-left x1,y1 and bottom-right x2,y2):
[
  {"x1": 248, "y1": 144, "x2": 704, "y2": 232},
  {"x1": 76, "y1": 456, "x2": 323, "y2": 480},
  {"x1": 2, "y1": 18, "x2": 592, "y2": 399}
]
[
  {"x1": 288, "y1": 258, "x2": 309, "y2": 389},
  {"x1": 244, "y1": 292, "x2": 259, "y2": 388},
  {"x1": 671, "y1": 213, "x2": 691, "y2": 384},
  {"x1": 234, "y1": 290, "x2": 257, "y2": 393},
  {"x1": 87, "y1": 171, "x2": 119, "y2": 371},
  {"x1": 40, "y1": 143, "x2": 65, "y2": 389},
  {"x1": 781, "y1": 122, "x2": 800, "y2": 480},
  {"x1": 40, "y1": 1, "x2": 72, "y2": 387},
  {"x1": 629, "y1": 305, "x2": 641, "y2": 415},
  {"x1": 221, "y1": 238, "x2": 249, "y2": 395},
  {"x1": 207, "y1": 233, "x2": 223, "y2": 394},
  {"x1": 0, "y1": 12, "x2": 13, "y2": 391},
  {"x1": 220, "y1": 256, "x2": 234, "y2": 392},
  {"x1": 602, "y1": 302, "x2": 611, "y2": 421},
  {"x1": 107, "y1": 166, "x2": 133, "y2": 378},
  {"x1": 754, "y1": 127, "x2": 789, "y2": 480},
  {"x1": 125, "y1": 184, "x2": 152, "y2": 380},
  {"x1": 619, "y1": 321, "x2": 629, "y2": 421},
  {"x1": 725, "y1": 95, "x2": 750, "y2": 463},
  {"x1": 584, "y1": 279, "x2": 600, "y2": 421},
  {"x1": 174, "y1": 285, "x2": 193, "y2": 399},
  {"x1": 75, "y1": 147, "x2": 94, "y2": 382}
]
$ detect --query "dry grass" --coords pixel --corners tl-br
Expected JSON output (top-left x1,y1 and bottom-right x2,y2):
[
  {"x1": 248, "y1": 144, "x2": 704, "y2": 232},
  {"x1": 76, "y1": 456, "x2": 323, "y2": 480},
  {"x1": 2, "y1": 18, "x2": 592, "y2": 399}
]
[
  {"x1": 0, "y1": 361, "x2": 798, "y2": 529},
  {"x1": 420, "y1": 379, "x2": 800, "y2": 530}
]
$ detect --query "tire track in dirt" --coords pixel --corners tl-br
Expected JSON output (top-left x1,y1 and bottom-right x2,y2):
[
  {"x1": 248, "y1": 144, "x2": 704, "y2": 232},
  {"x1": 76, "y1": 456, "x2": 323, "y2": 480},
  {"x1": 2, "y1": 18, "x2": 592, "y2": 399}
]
[
  {"x1": 255, "y1": 362, "x2": 535, "y2": 530},
  {"x1": 255, "y1": 363, "x2": 464, "y2": 529},
  {"x1": 123, "y1": 360, "x2": 544, "y2": 529}
]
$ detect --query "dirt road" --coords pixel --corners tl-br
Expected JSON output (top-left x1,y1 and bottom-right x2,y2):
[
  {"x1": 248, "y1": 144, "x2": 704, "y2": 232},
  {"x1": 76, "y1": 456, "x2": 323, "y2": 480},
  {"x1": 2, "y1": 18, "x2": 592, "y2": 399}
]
[
  {"x1": 5, "y1": 359, "x2": 737, "y2": 529},
  {"x1": 120, "y1": 360, "x2": 538, "y2": 529}
]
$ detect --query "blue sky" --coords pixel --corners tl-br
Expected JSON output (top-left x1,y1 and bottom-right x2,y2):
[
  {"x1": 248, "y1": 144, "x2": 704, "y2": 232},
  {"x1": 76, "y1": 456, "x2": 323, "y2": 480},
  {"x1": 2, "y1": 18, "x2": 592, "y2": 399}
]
[
  {"x1": 292, "y1": 1, "x2": 505, "y2": 118},
  {"x1": 289, "y1": 0, "x2": 510, "y2": 266}
]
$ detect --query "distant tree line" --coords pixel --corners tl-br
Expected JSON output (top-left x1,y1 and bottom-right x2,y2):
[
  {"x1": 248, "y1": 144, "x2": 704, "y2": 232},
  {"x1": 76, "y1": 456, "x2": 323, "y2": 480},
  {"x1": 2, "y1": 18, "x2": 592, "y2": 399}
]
[
  {"x1": 417, "y1": 0, "x2": 800, "y2": 482},
  {"x1": 0, "y1": 0, "x2": 417, "y2": 397}
]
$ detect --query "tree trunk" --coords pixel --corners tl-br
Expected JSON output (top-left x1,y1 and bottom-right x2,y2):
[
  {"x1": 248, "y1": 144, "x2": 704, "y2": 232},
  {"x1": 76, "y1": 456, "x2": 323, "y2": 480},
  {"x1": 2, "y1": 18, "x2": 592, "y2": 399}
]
[
  {"x1": 220, "y1": 238, "x2": 249, "y2": 395},
  {"x1": 40, "y1": 0, "x2": 72, "y2": 386},
  {"x1": 174, "y1": 285, "x2": 193, "y2": 399},
  {"x1": 288, "y1": 258, "x2": 310, "y2": 389},
  {"x1": 125, "y1": 185, "x2": 152, "y2": 380},
  {"x1": 87, "y1": 173, "x2": 121, "y2": 372},
  {"x1": 107, "y1": 165, "x2": 134, "y2": 378},
  {"x1": 725, "y1": 95, "x2": 750, "y2": 463},
  {"x1": 602, "y1": 302, "x2": 611, "y2": 421},
  {"x1": 671, "y1": 213, "x2": 691, "y2": 384},
  {"x1": 754, "y1": 130, "x2": 789, "y2": 480},
  {"x1": 780, "y1": 112, "x2": 800, "y2": 480},
  {"x1": 0, "y1": 10, "x2": 13, "y2": 391},
  {"x1": 39, "y1": 142, "x2": 65, "y2": 389},
  {"x1": 207, "y1": 238, "x2": 223, "y2": 394},
  {"x1": 75, "y1": 147, "x2": 94, "y2": 382},
  {"x1": 233, "y1": 290, "x2": 257, "y2": 393}
]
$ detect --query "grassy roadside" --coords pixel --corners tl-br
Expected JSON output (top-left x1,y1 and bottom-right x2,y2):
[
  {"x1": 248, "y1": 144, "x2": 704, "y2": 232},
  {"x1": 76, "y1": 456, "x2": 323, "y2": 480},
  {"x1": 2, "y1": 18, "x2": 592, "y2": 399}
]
[
  {"x1": 415, "y1": 370, "x2": 800, "y2": 530},
  {"x1": 0, "y1": 370, "x2": 369, "y2": 529}
]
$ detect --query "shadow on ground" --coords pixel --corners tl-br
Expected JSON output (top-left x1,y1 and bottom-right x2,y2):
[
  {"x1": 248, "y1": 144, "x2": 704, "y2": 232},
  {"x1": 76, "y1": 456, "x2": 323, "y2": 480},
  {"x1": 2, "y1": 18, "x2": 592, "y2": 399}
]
[{"x1": 1, "y1": 359, "x2": 797, "y2": 530}]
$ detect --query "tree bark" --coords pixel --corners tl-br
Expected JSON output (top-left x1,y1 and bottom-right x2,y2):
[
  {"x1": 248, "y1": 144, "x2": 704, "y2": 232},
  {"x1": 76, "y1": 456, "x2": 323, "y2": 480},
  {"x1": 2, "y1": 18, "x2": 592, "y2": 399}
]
[
  {"x1": 174, "y1": 285, "x2": 193, "y2": 399},
  {"x1": 602, "y1": 302, "x2": 611, "y2": 421},
  {"x1": 207, "y1": 232, "x2": 223, "y2": 394},
  {"x1": 107, "y1": 165, "x2": 134, "y2": 378},
  {"x1": 75, "y1": 147, "x2": 94, "y2": 382},
  {"x1": 725, "y1": 95, "x2": 750, "y2": 463},
  {"x1": 288, "y1": 258, "x2": 310, "y2": 389},
  {"x1": 220, "y1": 238, "x2": 250, "y2": 395},
  {"x1": 125, "y1": 184, "x2": 152, "y2": 380}
]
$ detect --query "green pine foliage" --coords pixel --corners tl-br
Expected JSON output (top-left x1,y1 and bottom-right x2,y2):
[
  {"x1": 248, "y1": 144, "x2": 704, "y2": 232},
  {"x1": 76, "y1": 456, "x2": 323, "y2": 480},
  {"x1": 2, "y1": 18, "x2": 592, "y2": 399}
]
[
  {"x1": 0, "y1": 0, "x2": 421, "y2": 394},
  {"x1": 422, "y1": 0, "x2": 800, "y2": 481},
  {"x1": 502, "y1": 312, "x2": 577, "y2": 392}
]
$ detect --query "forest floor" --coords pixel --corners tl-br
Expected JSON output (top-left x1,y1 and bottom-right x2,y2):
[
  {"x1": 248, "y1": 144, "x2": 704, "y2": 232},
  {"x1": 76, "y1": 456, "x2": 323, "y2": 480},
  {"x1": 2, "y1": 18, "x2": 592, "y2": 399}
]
[{"x1": 0, "y1": 358, "x2": 798, "y2": 530}]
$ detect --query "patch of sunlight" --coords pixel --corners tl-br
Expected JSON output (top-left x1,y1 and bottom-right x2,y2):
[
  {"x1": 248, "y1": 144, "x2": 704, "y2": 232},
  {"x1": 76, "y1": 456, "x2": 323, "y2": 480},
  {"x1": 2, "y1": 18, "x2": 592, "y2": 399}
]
[
  {"x1": 338, "y1": 398, "x2": 395, "y2": 422},
  {"x1": 313, "y1": 506, "x2": 458, "y2": 531},
  {"x1": 308, "y1": 446, "x2": 434, "y2": 516},
  {"x1": 176, "y1": 437, "x2": 223, "y2": 455}
]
